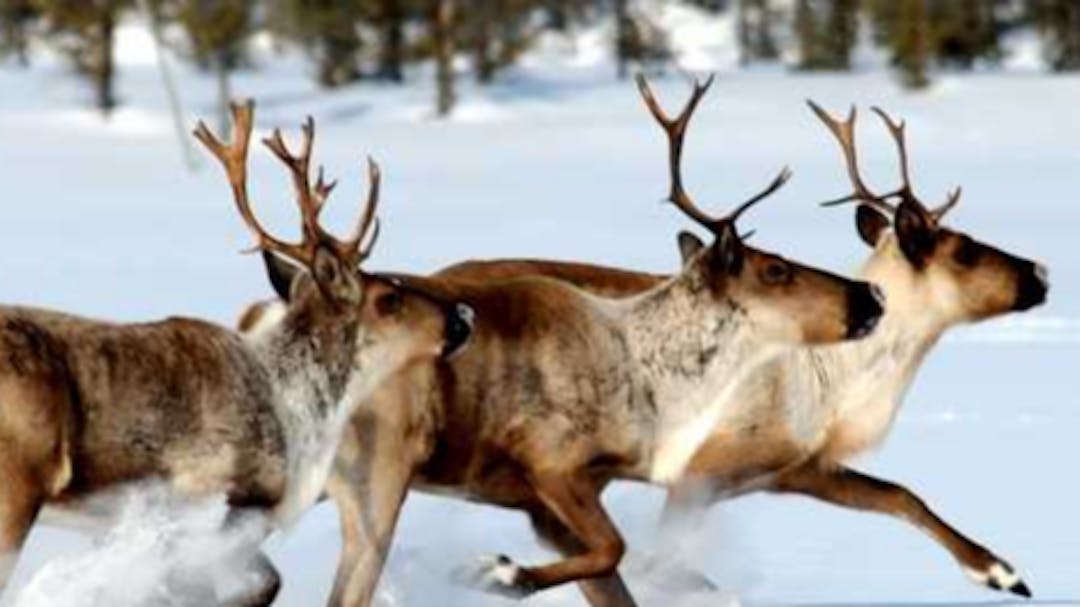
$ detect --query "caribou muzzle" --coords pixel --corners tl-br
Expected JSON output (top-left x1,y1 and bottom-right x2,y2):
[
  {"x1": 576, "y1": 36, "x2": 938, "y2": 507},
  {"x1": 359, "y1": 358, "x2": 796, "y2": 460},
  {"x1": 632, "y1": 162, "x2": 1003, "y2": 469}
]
[
  {"x1": 1014, "y1": 261, "x2": 1049, "y2": 312},
  {"x1": 442, "y1": 302, "x2": 474, "y2": 358},
  {"x1": 846, "y1": 282, "x2": 885, "y2": 340}
]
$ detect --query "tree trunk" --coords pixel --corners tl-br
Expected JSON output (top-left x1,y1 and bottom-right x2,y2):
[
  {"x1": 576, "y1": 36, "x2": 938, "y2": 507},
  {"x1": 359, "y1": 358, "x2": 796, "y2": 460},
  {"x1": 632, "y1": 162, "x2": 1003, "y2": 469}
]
[
  {"x1": 794, "y1": 0, "x2": 818, "y2": 69},
  {"x1": 433, "y1": 0, "x2": 456, "y2": 117},
  {"x1": 614, "y1": 0, "x2": 629, "y2": 79},
  {"x1": 377, "y1": 0, "x2": 404, "y2": 82},
  {"x1": 546, "y1": 0, "x2": 568, "y2": 31},
  {"x1": 737, "y1": 0, "x2": 751, "y2": 65},
  {"x1": 95, "y1": 7, "x2": 116, "y2": 114},
  {"x1": 896, "y1": 0, "x2": 930, "y2": 88},
  {"x1": 214, "y1": 50, "x2": 232, "y2": 135},
  {"x1": 472, "y1": 2, "x2": 496, "y2": 84},
  {"x1": 824, "y1": 0, "x2": 857, "y2": 69}
]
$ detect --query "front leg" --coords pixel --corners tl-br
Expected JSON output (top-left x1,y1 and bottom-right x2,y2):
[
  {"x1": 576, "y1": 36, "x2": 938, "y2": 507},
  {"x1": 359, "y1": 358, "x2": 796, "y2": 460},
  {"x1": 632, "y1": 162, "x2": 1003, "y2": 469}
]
[
  {"x1": 325, "y1": 412, "x2": 418, "y2": 607},
  {"x1": 460, "y1": 472, "x2": 630, "y2": 602},
  {"x1": 527, "y1": 505, "x2": 637, "y2": 607},
  {"x1": 771, "y1": 461, "x2": 1031, "y2": 598}
]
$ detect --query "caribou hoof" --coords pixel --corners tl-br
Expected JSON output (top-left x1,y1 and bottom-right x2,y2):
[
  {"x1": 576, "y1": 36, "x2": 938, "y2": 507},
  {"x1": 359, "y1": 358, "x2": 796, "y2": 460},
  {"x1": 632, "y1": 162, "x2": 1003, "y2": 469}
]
[
  {"x1": 965, "y1": 560, "x2": 1032, "y2": 599},
  {"x1": 452, "y1": 554, "x2": 536, "y2": 599}
]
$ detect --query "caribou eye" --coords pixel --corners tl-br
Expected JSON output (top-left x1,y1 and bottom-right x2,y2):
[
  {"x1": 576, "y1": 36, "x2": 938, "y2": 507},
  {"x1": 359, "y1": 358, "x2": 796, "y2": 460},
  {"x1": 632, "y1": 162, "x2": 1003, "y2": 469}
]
[
  {"x1": 761, "y1": 260, "x2": 793, "y2": 285},
  {"x1": 953, "y1": 236, "x2": 982, "y2": 267},
  {"x1": 375, "y1": 291, "x2": 403, "y2": 316}
]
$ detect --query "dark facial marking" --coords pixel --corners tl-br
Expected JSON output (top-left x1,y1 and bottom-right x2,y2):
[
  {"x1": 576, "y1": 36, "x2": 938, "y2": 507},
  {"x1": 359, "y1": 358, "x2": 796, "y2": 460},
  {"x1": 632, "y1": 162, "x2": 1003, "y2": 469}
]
[{"x1": 952, "y1": 235, "x2": 983, "y2": 267}]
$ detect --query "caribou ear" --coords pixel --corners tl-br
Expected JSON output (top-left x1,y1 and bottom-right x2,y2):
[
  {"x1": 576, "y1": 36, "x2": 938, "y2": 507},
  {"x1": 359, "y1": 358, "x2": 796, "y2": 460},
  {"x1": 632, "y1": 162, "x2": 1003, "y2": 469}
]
[
  {"x1": 855, "y1": 204, "x2": 890, "y2": 247},
  {"x1": 677, "y1": 231, "x2": 705, "y2": 264},
  {"x1": 262, "y1": 250, "x2": 302, "y2": 302},
  {"x1": 894, "y1": 201, "x2": 937, "y2": 268},
  {"x1": 312, "y1": 247, "x2": 363, "y2": 304},
  {"x1": 713, "y1": 225, "x2": 744, "y2": 275}
]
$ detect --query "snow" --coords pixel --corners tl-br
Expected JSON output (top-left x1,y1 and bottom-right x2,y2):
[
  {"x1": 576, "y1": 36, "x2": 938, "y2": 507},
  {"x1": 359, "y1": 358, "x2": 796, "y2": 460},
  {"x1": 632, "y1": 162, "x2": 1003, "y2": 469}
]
[
  {"x1": 1, "y1": 8, "x2": 1079, "y2": 607},
  {"x1": 15, "y1": 487, "x2": 268, "y2": 607}
]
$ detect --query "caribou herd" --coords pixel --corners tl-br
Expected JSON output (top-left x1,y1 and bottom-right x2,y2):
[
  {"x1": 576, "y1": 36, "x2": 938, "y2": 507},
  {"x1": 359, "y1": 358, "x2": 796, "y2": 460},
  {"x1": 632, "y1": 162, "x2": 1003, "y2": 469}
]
[{"x1": 0, "y1": 76, "x2": 1048, "y2": 606}]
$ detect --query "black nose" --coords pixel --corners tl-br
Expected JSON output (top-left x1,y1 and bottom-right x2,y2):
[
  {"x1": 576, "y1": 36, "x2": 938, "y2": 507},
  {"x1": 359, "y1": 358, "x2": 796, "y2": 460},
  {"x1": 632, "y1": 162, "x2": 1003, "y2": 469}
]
[
  {"x1": 846, "y1": 282, "x2": 885, "y2": 340},
  {"x1": 1013, "y1": 262, "x2": 1049, "y2": 311},
  {"x1": 441, "y1": 303, "x2": 474, "y2": 358}
]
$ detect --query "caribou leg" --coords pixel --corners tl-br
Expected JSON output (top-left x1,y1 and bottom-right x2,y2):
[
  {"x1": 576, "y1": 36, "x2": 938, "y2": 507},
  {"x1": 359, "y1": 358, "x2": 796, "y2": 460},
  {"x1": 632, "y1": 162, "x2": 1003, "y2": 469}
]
[
  {"x1": 527, "y1": 504, "x2": 637, "y2": 607},
  {"x1": 0, "y1": 467, "x2": 40, "y2": 592},
  {"x1": 770, "y1": 461, "x2": 1032, "y2": 598},
  {"x1": 461, "y1": 472, "x2": 629, "y2": 601}
]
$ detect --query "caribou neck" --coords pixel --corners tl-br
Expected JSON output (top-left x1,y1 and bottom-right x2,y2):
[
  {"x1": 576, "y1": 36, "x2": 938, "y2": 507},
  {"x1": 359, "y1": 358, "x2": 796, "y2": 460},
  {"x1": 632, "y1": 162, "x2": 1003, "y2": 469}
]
[
  {"x1": 806, "y1": 245, "x2": 951, "y2": 458},
  {"x1": 244, "y1": 308, "x2": 360, "y2": 524},
  {"x1": 613, "y1": 271, "x2": 782, "y2": 483}
]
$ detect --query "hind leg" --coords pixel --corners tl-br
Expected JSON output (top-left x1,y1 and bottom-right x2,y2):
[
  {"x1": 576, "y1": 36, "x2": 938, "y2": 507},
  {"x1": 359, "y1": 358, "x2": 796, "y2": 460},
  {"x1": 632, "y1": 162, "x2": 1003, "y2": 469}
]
[{"x1": 0, "y1": 455, "x2": 45, "y2": 594}]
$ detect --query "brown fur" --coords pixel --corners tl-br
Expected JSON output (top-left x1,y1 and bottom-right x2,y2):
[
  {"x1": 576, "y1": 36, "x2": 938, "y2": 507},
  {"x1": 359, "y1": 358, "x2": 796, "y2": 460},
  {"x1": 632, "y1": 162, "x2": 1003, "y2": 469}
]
[
  {"x1": 274, "y1": 230, "x2": 882, "y2": 606},
  {"x1": 283, "y1": 198, "x2": 1047, "y2": 605},
  {"x1": 0, "y1": 103, "x2": 472, "y2": 607}
]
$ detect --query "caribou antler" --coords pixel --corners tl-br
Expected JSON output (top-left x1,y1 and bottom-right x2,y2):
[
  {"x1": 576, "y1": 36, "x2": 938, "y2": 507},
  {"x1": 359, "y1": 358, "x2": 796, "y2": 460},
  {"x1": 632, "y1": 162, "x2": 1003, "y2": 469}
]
[
  {"x1": 871, "y1": 106, "x2": 962, "y2": 222},
  {"x1": 806, "y1": 101, "x2": 898, "y2": 216},
  {"x1": 636, "y1": 74, "x2": 791, "y2": 233},
  {"x1": 194, "y1": 101, "x2": 382, "y2": 269}
]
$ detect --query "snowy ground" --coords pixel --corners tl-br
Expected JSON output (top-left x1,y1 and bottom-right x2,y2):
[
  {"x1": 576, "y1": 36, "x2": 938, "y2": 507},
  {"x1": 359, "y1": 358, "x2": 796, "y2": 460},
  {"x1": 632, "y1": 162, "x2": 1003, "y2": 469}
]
[{"x1": 1, "y1": 8, "x2": 1079, "y2": 607}]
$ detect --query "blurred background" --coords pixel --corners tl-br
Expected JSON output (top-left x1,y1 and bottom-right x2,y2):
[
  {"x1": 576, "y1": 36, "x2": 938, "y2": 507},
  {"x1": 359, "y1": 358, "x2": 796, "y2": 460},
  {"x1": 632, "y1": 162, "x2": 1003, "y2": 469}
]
[
  {"x1": 1, "y1": 1, "x2": 1079, "y2": 606},
  {"x1": 1, "y1": 0, "x2": 1080, "y2": 118}
]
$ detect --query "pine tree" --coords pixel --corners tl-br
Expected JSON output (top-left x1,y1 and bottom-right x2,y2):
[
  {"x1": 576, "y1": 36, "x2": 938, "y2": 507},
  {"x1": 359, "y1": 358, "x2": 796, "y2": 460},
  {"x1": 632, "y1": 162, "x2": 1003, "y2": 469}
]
[
  {"x1": 795, "y1": 0, "x2": 857, "y2": 70},
  {"x1": 895, "y1": 0, "x2": 930, "y2": 88},
  {"x1": 281, "y1": 0, "x2": 364, "y2": 88},
  {"x1": 0, "y1": 0, "x2": 36, "y2": 66},
  {"x1": 932, "y1": 0, "x2": 1003, "y2": 69},
  {"x1": 469, "y1": 0, "x2": 498, "y2": 83},
  {"x1": 738, "y1": 0, "x2": 780, "y2": 64},
  {"x1": 823, "y1": 0, "x2": 858, "y2": 69},
  {"x1": 432, "y1": 0, "x2": 455, "y2": 115},
  {"x1": 1029, "y1": 0, "x2": 1080, "y2": 71},
  {"x1": 614, "y1": 0, "x2": 629, "y2": 79},
  {"x1": 156, "y1": 0, "x2": 251, "y2": 131},
  {"x1": 39, "y1": 0, "x2": 129, "y2": 113},
  {"x1": 372, "y1": 0, "x2": 405, "y2": 82}
]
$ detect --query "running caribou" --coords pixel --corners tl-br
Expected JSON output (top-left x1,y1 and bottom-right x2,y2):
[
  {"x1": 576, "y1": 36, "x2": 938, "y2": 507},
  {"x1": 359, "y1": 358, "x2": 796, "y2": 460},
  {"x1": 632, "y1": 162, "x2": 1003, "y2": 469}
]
[
  {"x1": 409, "y1": 97, "x2": 1050, "y2": 601},
  {"x1": 0, "y1": 101, "x2": 472, "y2": 605},
  {"x1": 242, "y1": 77, "x2": 886, "y2": 606}
]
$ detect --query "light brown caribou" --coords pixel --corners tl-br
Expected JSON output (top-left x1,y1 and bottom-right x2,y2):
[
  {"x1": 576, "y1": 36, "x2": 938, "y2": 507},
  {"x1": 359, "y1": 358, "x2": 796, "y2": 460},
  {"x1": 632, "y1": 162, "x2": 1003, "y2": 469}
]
[
  {"x1": 358, "y1": 99, "x2": 1045, "y2": 602},
  {"x1": 242, "y1": 77, "x2": 886, "y2": 606},
  {"x1": 0, "y1": 101, "x2": 472, "y2": 605}
]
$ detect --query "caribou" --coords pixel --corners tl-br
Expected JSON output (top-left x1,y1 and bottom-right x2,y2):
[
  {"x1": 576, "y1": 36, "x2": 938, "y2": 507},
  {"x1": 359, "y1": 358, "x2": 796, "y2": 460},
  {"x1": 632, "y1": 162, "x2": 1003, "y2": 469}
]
[
  {"x1": 242, "y1": 77, "x2": 885, "y2": 606},
  {"x1": 406, "y1": 99, "x2": 1050, "y2": 602},
  {"x1": 0, "y1": 101, "x2": 472, "y2": 606}
]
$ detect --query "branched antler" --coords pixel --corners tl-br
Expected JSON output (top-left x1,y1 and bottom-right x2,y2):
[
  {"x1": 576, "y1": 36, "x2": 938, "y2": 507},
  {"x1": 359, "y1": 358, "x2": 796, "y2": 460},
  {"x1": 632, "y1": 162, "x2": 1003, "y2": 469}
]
[
  {"x1": 806, "y1": 101, "x2": 897, "y2": 216},
  {"x1": 194, "y1": 101, "x2": 382, "y2": 269},
  {"x1": 636, "y1": 74, "x2": 791, "y2": 234},
  {"x1": 808, "y1": 100, "x2": 962, "y2": 222},
  {"x1": 871, "y1": 106, "x2": 962, "y2": 221}
]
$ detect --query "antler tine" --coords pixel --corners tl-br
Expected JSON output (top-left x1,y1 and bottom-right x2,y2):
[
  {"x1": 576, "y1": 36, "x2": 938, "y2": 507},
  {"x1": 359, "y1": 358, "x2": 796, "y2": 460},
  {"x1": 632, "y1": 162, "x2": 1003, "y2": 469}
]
[
  {"x1": 635, "y1": 73, "x2": 719, "y2": 230},
  {"x1": 336, "y1": 157, "x2": 382, "y2": 263},
  {"x1": 869, "y1": 106, "x2": 920, "y2": 207},
  {"x1": 262, "y1": 117, "x2": 320, "y2": 234},
  {"x1": 806, "y1": 100, "x2": 897, "y2": 215},
  {"x1": 725, "y1": 166, "x2": 793, "y2": 223},
  {"x1": 193, "y1": 100, "x2": 308, "y2": 261},
  {"x1": 932, "y1": 186, "x2": 962, "y2": 221},
  {"x1": 357, "y1": 218, "x2": 381, "y2": 262},
  {"x1": 313, "y1": 165, "x2": 338, "y2": 213}
]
